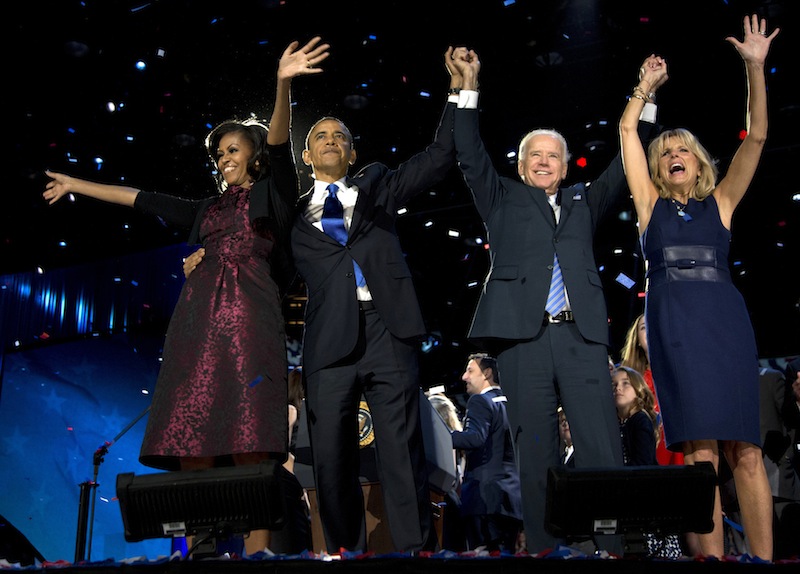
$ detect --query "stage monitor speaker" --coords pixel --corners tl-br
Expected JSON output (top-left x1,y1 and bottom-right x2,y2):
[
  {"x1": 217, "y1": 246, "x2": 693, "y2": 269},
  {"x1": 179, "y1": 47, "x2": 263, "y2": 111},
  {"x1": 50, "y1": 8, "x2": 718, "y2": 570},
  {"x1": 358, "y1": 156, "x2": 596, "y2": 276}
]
[
  {"x1": 545, "y1": 462, "x2": 716, "y2": 539},
  {"x1": 116, "y1": 460, "x2": 286, "y2": 544}
]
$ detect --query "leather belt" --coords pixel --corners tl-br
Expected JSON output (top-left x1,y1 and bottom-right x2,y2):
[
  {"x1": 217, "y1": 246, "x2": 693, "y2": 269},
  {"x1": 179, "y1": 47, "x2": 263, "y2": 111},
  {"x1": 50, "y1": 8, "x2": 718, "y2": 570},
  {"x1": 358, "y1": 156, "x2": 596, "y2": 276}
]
[
  {"x1": 647, "y1": 245, "x2": 730, "y2": 288},
  {"x1": 545, "y1": 310, "x2": 574, "y2": 324},
  {"x1": 358, "y1": 300, "x2": 375, "y2": 312}
]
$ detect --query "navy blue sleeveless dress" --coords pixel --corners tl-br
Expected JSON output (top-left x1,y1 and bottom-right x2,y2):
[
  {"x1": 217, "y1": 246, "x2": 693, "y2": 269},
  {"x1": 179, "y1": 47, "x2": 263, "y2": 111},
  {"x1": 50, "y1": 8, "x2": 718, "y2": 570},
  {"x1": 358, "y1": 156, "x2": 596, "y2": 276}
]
[{"x1": 641, "y1": 195, "x2": 760, "y2": 451}]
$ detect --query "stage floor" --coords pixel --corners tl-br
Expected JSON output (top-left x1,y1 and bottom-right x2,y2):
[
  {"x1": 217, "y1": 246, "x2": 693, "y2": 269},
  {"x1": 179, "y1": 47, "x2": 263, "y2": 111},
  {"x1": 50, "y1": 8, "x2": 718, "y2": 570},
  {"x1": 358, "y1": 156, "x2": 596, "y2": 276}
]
[{"x1": 10, "y1": 552, "x2": 798, "y2": 574}]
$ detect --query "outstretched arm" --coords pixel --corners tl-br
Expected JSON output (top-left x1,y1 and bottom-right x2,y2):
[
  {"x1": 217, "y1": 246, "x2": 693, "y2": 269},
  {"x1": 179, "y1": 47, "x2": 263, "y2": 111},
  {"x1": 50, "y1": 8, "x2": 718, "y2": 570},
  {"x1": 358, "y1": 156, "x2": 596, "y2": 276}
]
[
  {"x1": 619, "y1": 54, "x2": 668, "y2": 235},
  {"x1": 43, "y1": 170, "x2": 140, "y2": 206},
  {"x1": 714, "y1": 14, "x2": 779, "y2": 227},
  {"x1": 267, "y1": 36, "x2": 330, "y2": 146}
]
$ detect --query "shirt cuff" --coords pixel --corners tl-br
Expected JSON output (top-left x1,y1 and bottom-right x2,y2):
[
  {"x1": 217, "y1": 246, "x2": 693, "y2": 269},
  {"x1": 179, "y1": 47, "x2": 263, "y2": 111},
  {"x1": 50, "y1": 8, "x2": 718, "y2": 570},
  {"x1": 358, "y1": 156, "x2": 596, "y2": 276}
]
[
  {"x1": 639, "y1": 102, "x2": 657, "y2": 124},
  {"x1": 457, "y1": 90, "x2": 479, "y2": 109}
]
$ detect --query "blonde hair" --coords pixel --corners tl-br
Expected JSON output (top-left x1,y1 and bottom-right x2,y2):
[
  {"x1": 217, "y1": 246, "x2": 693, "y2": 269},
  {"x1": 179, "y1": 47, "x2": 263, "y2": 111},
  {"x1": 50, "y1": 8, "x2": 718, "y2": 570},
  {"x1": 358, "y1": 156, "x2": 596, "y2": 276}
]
[
  {"x1": 428, "y1": 393, "x2": 462, "y2": 432},
  {"x1": 647, "y1": 128, "x2": 718, "y2": 200},
  {"x1": 620, "y1": 314, "x2": 649, "y2": 374},
  {"x1": 613, "y1": 366, "x2": 660, "y2": 443}
]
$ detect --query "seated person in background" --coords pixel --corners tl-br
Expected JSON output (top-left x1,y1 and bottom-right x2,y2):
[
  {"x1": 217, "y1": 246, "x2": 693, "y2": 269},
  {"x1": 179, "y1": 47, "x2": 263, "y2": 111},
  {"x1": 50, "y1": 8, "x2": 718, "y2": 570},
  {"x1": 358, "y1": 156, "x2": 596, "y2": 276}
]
[
  {"x1": 612, "y1": 366, "x2": 683, "y2": 559},
  {"x1": 620, "y1": 314, "x2": 684, "y2": 466}
]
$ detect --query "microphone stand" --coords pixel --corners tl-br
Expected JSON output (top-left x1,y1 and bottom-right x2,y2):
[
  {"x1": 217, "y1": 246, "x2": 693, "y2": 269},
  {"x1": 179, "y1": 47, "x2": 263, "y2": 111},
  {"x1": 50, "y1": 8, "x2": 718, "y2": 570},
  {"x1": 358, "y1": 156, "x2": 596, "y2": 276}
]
[{"x1": 74, "y1": 405, "x2": 150, "y2": 563}]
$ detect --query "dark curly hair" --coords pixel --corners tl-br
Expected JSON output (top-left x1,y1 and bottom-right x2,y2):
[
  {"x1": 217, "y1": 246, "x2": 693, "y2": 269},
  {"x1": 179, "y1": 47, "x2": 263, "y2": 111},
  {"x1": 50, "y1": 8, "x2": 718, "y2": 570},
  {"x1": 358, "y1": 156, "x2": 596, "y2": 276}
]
[{"x1": 205, "y1": 119, "x2": 271, "y2": 192}]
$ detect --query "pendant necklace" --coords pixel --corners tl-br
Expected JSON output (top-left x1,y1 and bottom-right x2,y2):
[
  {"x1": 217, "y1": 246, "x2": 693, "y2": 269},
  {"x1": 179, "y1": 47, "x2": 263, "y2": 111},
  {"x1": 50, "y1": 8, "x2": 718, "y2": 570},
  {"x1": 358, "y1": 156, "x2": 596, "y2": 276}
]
[{"x1": 671, "y1": 198, "x2": 692, "y2": 221}]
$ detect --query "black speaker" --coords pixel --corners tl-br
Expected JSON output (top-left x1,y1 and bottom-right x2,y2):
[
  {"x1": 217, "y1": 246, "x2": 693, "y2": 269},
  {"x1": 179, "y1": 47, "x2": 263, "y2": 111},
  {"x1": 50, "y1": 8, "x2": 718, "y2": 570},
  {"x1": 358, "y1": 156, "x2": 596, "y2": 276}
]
[
  {"x1": 0, "y1": 514, "x2": 46, "y2": 566},
  {"x1": 545, "y1": 462, "x2": 716, "y2": 539},
  {"x1": 116, "y1": 460, "x2": 286, "y2": 544}
]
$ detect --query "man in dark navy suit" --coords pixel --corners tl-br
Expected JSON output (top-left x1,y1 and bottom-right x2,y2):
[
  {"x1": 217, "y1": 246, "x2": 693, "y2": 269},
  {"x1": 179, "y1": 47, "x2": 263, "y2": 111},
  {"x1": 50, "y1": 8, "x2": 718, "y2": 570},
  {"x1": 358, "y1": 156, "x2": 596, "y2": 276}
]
[
  {"x1": 448, "y1": 48, "x2": 664, "y2": 553},
  {"x1": 288, "y1": 48, "x2": 468, "y2": 553},
  {"x1": 451, "y1": 353, "x2": 522, "y2": 552}
]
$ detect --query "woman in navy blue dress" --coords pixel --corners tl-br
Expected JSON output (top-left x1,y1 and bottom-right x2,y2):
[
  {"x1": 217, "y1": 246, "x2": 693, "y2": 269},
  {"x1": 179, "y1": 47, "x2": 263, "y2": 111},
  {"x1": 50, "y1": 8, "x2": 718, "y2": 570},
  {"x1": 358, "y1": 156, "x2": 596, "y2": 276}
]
[{"x1": 619, "y1": 15, "x2": 779, "y2": 560}]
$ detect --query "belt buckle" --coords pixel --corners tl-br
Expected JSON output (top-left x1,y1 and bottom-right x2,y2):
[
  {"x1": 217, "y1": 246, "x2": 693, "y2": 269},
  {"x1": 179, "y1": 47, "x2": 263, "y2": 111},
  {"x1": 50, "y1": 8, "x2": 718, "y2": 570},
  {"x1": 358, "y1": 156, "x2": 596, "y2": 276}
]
[{"x1": 546, "y1": 311, "x2": 572, "y2": 324}]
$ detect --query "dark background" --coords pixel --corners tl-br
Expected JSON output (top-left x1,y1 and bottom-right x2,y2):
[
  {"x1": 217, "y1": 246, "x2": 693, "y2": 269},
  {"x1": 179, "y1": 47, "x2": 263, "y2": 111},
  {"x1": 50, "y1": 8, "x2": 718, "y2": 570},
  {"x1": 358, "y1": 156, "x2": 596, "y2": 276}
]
[{"x1": 7, "y1": 0, "x2": 800, "y2": 392}]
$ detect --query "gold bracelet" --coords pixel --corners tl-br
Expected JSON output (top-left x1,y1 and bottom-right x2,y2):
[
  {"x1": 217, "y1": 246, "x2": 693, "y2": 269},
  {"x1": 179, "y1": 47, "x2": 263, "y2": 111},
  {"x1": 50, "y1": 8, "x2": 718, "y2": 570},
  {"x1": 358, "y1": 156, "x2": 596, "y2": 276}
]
[{"x1": 630, "y1": 93, "x2": 646, "y2": 102}]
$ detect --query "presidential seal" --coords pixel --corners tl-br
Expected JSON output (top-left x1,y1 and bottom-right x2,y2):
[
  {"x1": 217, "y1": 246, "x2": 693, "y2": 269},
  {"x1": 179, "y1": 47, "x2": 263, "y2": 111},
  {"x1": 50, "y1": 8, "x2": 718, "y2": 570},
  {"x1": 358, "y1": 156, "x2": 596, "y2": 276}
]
[{"x1": 358, "y1": 400, "x2": 375, "y2": 448}]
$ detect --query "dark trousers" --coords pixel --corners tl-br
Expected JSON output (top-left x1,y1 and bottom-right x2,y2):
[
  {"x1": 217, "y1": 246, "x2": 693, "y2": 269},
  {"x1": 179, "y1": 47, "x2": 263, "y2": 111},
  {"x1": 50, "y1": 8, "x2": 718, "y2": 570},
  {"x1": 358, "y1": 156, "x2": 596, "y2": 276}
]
[
  {"x1": 305, "y1": 307, "x2": 432, "y2": 552},
  {"x1": 497, "y1": 321, "x2": 623, "y2": 554}
]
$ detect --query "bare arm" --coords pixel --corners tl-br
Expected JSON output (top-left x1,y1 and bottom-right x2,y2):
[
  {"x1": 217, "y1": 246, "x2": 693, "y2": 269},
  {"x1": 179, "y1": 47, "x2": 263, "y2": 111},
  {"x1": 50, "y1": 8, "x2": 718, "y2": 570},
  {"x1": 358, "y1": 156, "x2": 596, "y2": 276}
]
[
  {"x1": 714, "y1": 14, "x2": 779, "y2": 228},
  {"x1": 267, "y1": 36, "x2": 330, "y2": 146},
  {"x1": 43, "y1": 170, "x2": 140, "y2": 207},
  {"x1": 619, "y1": 55, "x2": 668, "y2": 235}
]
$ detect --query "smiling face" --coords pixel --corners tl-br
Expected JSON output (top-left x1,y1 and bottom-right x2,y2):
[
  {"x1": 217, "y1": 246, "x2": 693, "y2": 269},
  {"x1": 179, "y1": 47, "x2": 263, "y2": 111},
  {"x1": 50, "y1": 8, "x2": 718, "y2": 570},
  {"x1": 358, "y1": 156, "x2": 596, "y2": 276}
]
[
  {"x1": 303, "y1": 118, "x2": 356, "y2": 182},
  {"x1": 517, "y1": 134, "x2": 568, "y2": 195},
  {"x1": 216, "y1": 131, "x2": 255, "y2": 189},
  {"x1": 656, "y1": 135, "x2": 700, "y2": 195}
]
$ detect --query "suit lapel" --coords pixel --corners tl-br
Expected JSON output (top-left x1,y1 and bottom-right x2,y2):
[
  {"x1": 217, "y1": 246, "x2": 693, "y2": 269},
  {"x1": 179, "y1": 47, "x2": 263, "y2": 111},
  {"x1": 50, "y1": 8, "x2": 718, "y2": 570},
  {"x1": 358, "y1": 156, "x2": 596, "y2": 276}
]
[
  {"x1": 530, "y1": 186, "x2": 556, "y2": 229},
  {"x1": 346, "y1": 175, "x2": 367, "y2": 239}
]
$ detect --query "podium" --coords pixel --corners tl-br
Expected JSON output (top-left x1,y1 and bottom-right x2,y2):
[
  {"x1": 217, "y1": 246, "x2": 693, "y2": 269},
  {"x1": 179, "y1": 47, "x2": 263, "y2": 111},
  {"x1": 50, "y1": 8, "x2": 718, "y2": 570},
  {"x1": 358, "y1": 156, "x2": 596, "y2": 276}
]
[{"x1": 294, "y1": 390, "x2": 457, "y2": 553}]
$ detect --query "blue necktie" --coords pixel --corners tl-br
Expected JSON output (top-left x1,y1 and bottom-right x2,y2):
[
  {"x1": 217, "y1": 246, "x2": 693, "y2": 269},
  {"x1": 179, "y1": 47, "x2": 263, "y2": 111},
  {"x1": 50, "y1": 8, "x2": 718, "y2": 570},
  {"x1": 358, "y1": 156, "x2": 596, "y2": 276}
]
[
  {"x1": 545, "y1": 253, "x2": 566, "y2": 316},
  {"x1": 321, "y1": 183, "x2": 366, "y2": 287}
]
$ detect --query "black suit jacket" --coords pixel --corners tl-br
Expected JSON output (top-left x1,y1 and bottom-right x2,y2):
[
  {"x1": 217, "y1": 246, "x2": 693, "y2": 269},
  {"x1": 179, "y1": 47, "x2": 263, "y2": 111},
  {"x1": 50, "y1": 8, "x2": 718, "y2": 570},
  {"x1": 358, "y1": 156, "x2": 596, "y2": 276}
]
[
  {"x1": 451, "y1": 387, "x2": 522, "y2": 519},
  {"x1": 291, "y1": 103, "x2": 456, "y2": 375},
  {"x1": 454, "y1": 107, "x2": 657, "y2": 346}
]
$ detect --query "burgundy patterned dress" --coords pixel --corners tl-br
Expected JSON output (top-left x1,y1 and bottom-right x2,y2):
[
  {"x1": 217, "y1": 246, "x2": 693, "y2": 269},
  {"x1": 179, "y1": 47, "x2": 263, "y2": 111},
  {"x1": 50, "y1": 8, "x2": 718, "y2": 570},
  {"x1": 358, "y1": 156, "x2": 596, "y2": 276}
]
[{"x1": 139, "y1": 184, "x2": 288, "y2": 470}]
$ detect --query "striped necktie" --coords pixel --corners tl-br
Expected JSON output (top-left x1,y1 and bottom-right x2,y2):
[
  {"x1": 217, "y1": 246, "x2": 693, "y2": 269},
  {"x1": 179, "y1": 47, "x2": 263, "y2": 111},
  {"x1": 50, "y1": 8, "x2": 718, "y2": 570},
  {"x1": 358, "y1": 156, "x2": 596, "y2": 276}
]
[{"x1": 545, "y1": 254, "x2": 566, "y2": 316}]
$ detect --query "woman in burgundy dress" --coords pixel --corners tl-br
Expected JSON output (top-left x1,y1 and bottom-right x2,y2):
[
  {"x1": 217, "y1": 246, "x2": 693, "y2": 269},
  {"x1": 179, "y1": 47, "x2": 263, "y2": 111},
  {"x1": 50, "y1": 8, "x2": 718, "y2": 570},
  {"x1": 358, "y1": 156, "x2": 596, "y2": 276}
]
[{"x1": 43, "y1": 37, "x2": 329, "y2": 554}]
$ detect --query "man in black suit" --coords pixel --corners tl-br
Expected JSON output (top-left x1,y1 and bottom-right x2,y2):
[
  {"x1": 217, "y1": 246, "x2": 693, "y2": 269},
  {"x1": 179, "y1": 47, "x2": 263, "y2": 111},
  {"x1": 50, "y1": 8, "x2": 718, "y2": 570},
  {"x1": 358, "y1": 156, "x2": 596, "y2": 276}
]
[
  {"x1": 451, "y1": 353, "x2": 522, "y2": 552},
  {"x1": 287, "y1": 48, "x2": 466, "y2": 553},
  {"x1": 448, "y1": 49, "x2": 664, "y2": 553}
]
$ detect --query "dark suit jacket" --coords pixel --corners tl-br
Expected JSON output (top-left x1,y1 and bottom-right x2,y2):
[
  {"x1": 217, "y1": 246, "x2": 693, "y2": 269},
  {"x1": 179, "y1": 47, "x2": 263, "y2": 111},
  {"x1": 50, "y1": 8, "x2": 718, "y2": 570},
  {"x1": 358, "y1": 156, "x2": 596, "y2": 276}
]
[
  {"x1": 451, "y1": 388, "x2": 522, "y2": 519},
  {"x1": 454, "y1": 107, "x2": 656, "y2": 346},
  {"x1": 291, "y1": 103, "x2": 456, "y2": 376}
]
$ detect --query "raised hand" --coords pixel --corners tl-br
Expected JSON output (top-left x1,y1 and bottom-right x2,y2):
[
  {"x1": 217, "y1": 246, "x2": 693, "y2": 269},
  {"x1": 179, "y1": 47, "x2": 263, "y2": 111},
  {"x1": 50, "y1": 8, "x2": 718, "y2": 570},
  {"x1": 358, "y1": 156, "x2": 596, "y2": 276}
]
[
  {"x1": 638, "y1": 54, "x2": 668, "y2": 94},
  {"x1": 726, "y1": 13, "x2": 779, "y2": 64},
  {"x1": 278, "y1": 36, "x2": 331, "y2": 80}
]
